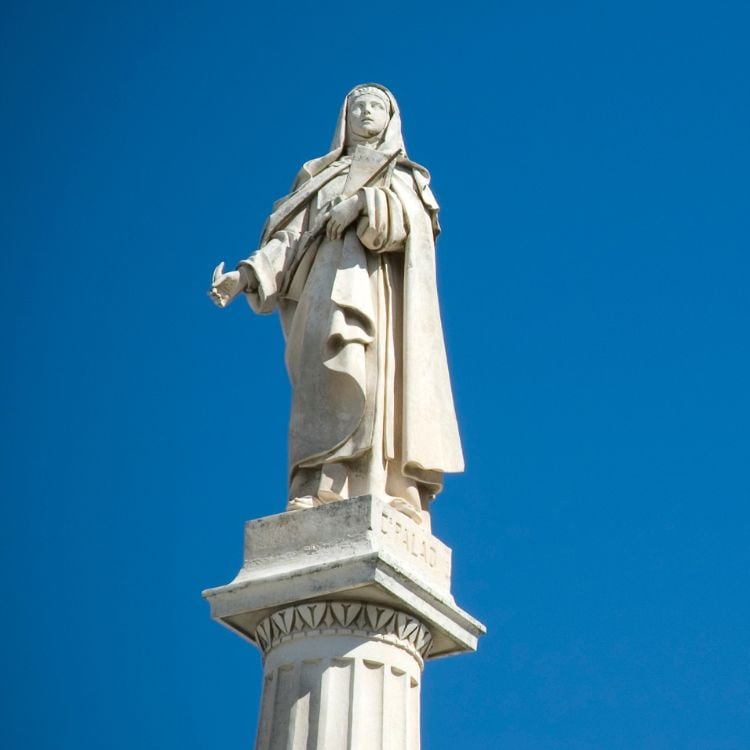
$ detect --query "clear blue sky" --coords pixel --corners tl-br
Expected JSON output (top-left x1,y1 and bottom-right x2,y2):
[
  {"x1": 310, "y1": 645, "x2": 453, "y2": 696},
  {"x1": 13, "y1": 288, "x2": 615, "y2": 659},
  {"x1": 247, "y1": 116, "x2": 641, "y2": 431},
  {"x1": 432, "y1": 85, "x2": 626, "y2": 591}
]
[{"x1": 3, "y1": 1, "x2": 749, "y2": 748}]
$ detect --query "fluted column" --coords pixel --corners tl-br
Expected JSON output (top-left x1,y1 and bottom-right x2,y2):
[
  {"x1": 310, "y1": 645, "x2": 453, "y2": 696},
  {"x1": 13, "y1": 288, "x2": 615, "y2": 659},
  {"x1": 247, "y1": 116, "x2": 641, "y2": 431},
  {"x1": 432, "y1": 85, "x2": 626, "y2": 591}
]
[{"x1": 253, "y1": 601, "x2": 431, "y2": 750}]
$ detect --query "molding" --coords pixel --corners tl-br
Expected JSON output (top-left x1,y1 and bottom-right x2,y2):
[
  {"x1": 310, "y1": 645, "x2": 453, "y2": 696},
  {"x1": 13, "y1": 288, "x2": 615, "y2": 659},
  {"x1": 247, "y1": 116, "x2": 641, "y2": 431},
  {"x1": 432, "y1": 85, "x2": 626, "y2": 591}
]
[{"x1": 255, "y1": 600, "x2": 433, "y2": 667}]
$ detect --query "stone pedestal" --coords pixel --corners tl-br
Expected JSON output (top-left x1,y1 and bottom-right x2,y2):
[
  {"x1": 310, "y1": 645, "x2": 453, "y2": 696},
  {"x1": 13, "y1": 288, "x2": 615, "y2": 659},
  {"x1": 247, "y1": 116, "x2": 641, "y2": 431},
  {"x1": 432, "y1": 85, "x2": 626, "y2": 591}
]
[{"x1": 203, "y1": 496, "x2": 485, "y2": 750}]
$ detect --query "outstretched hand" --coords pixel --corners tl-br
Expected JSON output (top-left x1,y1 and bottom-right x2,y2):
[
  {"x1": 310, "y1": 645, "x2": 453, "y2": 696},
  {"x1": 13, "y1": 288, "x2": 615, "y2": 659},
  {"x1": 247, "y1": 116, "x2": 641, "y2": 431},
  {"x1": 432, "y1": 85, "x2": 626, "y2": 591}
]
[{"x1": 208, "y1": 261, "x2": 244, "y2": 308}]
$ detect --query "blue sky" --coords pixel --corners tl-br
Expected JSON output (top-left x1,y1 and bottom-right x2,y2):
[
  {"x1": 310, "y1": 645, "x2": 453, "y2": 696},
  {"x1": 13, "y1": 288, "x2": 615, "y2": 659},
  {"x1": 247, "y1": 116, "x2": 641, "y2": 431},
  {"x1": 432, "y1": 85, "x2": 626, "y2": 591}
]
[{"x1": 2, "y1": 1, "x2": 749, "y2": 748}]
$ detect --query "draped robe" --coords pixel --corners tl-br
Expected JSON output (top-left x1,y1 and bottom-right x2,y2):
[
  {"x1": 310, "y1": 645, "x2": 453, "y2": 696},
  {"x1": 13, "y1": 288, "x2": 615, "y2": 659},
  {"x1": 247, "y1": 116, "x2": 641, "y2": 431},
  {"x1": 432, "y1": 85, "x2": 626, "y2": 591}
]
[{"x1": 239, "y1": 102, "x2": 463, "y2": 519}]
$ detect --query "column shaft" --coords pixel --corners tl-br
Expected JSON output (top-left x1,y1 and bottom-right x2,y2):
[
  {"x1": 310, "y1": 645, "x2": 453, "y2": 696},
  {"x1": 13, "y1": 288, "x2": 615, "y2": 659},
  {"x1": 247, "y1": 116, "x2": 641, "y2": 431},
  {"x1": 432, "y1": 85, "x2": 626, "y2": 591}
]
[{"x1": 253, "y1": 601, "x2": 430, "y2": 750}]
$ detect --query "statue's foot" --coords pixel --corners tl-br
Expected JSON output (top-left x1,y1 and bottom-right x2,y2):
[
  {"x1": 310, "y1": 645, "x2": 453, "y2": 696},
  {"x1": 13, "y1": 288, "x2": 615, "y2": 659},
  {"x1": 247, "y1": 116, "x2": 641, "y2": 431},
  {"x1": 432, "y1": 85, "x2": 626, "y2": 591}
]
[
  {"x1": 317, "y1": 489, "x2": 344, "y2": 504},
  {"x1": 387, "y1": 497, "x2": 423, "y2": 524},
  {"x1": 286, "y1": 493, "x2": 347, "y2": 512},
  {"x1": 286, "y1": 495, "x2": 317, "y2": 512}
]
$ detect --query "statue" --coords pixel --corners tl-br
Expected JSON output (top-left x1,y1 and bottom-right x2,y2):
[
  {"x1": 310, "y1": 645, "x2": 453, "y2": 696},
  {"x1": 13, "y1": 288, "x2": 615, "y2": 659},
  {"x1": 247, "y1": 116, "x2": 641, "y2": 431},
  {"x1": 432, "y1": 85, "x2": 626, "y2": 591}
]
[{"x1": 209, "y1": 84, "x2": 463, "y2": 526}]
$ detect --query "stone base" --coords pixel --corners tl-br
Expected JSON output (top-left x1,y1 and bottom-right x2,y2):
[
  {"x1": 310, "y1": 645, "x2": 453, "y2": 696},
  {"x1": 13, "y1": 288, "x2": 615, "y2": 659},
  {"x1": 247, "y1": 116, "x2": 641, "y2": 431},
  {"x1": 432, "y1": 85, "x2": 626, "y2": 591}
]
[
  {"x1": 203, "y1": 496, "x2": 485, "y2": 750},
  {"x1": 203, "y1": 495, "x2": 485, "y2": 658}
]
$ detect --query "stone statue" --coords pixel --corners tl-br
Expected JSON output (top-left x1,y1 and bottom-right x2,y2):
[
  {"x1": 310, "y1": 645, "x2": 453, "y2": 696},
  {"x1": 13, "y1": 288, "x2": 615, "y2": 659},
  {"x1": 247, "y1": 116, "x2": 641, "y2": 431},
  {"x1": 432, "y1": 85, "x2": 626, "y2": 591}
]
[{"x1": 209, "y1": 83, "x2": 463, "y2": 525}]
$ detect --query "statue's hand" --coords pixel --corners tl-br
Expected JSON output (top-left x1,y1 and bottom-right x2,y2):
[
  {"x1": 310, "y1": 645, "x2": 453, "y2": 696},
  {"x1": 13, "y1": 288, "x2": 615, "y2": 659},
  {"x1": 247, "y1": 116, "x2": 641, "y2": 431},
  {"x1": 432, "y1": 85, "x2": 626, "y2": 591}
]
[
  {"x1": 208, "y1": 261, "x2": 244, "y2": 308},
  {"x1": 325, "y1": 194, "x2": 363, "y2": 240}
]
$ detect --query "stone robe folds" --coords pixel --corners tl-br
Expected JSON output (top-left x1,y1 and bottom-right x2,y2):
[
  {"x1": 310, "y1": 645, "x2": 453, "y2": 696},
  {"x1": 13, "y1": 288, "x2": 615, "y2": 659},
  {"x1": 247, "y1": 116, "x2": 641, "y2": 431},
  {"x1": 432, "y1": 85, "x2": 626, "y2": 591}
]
[{"x1": 240, "y1": 90, "x2": 463, "y2": 518}]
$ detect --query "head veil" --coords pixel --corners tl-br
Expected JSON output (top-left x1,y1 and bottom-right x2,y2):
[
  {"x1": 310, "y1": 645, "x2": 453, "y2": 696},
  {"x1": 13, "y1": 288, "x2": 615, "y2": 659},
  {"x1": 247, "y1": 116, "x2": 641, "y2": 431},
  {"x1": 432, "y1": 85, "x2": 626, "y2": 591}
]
[
  {"x1": 293, "y1": 84, "x2": 404, "y2": 183},
  {"x1": 262, "y1": 84, "x2": 440, "y2": 243},
  {"x1": 293, "y1": 84, "x2": 440, "y2": 228}
]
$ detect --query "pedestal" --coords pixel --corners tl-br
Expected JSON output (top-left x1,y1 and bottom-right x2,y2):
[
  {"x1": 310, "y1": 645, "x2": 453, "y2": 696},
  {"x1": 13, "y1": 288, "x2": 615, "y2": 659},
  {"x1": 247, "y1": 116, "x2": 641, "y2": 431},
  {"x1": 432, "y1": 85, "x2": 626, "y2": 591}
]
[{"x1": 203, "y1": 495, "x2": 485, "y2": 750}]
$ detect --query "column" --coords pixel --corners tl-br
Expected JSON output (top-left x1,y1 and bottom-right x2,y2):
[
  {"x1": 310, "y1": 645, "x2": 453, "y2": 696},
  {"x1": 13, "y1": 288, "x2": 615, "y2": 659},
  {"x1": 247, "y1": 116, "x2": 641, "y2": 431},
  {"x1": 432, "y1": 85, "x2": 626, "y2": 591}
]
[{"x1": 253, "y1": 601, "x2": 431, "y2": 750}]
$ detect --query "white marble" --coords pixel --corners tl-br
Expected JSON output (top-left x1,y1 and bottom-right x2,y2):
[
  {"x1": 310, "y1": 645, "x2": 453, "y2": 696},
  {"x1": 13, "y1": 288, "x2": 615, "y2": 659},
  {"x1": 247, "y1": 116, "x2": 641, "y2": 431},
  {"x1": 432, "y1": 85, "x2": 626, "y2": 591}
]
[{"x1": 208, "y1": 84, "x2": 463, "y2": 524}]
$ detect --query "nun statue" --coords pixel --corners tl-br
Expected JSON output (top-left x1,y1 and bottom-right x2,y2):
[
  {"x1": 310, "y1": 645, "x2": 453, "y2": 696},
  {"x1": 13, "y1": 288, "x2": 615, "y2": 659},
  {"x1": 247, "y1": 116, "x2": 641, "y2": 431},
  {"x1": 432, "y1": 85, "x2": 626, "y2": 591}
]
[{"x1": 209, "y1": 83, "x2": 463, "y2": 526}]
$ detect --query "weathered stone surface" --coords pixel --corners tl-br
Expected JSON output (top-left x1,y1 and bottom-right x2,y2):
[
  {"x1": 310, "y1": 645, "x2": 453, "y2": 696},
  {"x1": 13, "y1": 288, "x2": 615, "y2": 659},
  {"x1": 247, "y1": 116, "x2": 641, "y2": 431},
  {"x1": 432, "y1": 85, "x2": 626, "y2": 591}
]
[
  {"x1": 204, "y1": 498, "x2": 485, "y2": 749},
  {"x1": 202, "y1": 496, "x2": 485, "y2": 659}
]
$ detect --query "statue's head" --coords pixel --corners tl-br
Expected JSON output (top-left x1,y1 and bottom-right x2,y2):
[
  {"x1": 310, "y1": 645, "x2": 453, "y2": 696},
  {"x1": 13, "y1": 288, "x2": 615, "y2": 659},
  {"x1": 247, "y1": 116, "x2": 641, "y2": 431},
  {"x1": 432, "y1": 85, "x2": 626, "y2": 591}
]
[
  {"x1": 295, "y1": 84, "x2": 405, "y2": 185},
  {"x1": 346, "y1": 85, "x2": 392, "y2": 144}
]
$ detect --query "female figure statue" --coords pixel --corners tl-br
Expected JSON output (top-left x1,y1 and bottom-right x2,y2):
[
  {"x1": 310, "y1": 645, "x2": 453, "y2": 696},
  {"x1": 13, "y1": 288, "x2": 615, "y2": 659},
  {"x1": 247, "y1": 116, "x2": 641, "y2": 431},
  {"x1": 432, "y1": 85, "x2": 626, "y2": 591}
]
[{"x1": 209, "y1": 84, "x2": 463, "y2": 525}]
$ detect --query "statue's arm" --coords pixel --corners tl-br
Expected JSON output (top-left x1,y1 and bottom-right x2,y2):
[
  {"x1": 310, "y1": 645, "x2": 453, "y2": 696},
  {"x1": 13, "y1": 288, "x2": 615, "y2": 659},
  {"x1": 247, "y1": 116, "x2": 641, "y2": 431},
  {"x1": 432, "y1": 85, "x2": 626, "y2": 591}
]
[
  {"x1": 355, "y1": 185, "x2": 407, "y2": 252},
  {"x1": 237, "y1": 229, "x2": 299, "y2": 314},
  {"x1": 209, "y1": 204, "x2": 304, "y2": 313}
]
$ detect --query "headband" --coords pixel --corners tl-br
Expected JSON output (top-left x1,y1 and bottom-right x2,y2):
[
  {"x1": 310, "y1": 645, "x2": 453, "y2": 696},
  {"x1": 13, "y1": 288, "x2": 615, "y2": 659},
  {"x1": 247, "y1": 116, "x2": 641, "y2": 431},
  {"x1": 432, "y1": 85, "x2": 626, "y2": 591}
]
[{"x1": 348, "y1": 86, "x2": 392, "y2": 113}]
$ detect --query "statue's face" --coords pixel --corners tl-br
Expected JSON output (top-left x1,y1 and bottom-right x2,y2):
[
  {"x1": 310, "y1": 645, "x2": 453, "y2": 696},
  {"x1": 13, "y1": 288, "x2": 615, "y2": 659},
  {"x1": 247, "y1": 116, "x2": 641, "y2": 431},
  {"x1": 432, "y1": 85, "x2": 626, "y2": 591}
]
[{"x1": 347, "y1": 93, "x2": 389, "y2": 140}]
